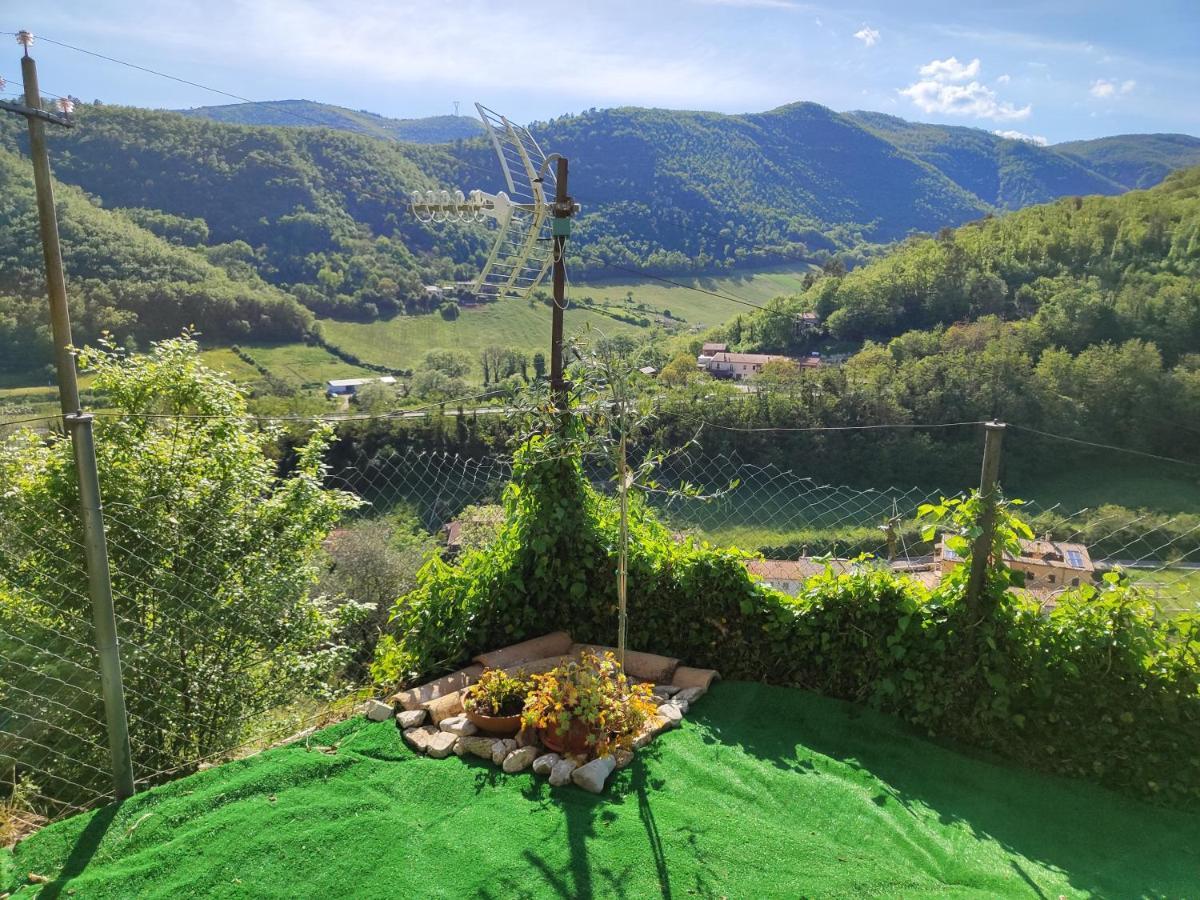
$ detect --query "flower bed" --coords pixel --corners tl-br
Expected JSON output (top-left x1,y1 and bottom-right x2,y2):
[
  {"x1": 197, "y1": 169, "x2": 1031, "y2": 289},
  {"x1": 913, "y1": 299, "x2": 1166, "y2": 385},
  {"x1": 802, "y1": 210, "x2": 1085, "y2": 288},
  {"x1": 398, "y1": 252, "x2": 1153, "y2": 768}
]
[{"x1": 372, "y1": 632, "x2": 718, "y2": 793}]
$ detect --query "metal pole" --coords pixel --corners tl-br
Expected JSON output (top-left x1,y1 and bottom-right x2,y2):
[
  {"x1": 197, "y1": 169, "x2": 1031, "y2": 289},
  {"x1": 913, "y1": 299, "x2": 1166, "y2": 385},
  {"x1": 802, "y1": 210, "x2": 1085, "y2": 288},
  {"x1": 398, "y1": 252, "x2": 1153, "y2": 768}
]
[
  {"x1": 965, "y1": 421, "x2": 1006, "y2": 618},
  {"x1": 19, "y1": 49, "x2": 136, "y2": 800},
  {"x1": 550, "y1": 156, "x2": 570, "y2": 410},
  {"x1": 68, "y1": 414, "x2": 136, "y2": 800}
]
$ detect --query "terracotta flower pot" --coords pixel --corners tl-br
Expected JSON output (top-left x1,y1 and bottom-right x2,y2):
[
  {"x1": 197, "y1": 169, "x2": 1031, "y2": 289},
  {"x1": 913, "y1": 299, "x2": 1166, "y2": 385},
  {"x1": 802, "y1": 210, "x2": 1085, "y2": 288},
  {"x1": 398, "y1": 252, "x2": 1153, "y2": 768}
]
[
  {"x1": 538, "y1": 718, "x2": 602, "y2": 756},
  {"x1": 465, "y1": 709, "x2": 523, "y2": 737}
]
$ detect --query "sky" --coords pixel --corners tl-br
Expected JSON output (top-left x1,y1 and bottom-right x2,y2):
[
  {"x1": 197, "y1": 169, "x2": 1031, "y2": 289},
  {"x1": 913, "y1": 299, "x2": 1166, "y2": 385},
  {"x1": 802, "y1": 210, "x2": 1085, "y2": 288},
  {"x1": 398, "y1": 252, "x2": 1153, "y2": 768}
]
[{"x1": 6, "y1": 0, "x2": 1200, "y2": 144}]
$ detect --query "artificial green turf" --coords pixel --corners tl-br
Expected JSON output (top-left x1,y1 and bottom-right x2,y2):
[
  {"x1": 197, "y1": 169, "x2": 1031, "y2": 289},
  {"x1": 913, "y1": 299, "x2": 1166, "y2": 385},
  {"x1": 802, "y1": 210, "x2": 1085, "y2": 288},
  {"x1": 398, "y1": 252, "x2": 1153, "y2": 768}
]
[{"x1": 4, "y1": 682, "x2": 1198, "y2": 898}]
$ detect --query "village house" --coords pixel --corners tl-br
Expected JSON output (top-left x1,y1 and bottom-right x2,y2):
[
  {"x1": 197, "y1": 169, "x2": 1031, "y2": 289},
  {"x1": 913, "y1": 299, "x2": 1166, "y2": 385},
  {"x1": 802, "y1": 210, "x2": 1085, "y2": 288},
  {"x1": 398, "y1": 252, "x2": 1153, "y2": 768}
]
[
  {"x1": 696, "y1": 342, "x2": 728, "y2": 369},
  {"x1": 704, "y1": 351, "x2": 792, "y2": 380},
  {"x1": 324, "y1": 375, "x2": 397, "y2": 397},
  {"x1": 937, "y1": 536, "x2": 1095, "y2": 590}
]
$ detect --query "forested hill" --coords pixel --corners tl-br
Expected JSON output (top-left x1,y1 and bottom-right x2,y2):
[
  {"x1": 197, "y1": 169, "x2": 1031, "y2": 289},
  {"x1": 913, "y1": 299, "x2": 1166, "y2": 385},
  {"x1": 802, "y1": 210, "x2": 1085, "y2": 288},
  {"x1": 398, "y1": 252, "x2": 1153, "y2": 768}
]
[
  {"x1": 1, "y1": 99, "x2": 1196, "y2": 355},
  {"x1": 0, "y1": 146, "x2": 312, "y2": 371},
  {"x1": 723, "y1": 165, "x2": 1200, "y2": 360},
  {"x1": 848, "y1": 112, "x2": 1200, "y2": 207},
  {"x1": 1054, "y1": 133, "x2": 1200, "y2": 190},
  {"x1": 177, "y1": 100, "x2": 484, "y2": 144},
  {"x1": 0, "y1": 105, "x2": 493, "y2": 325}
]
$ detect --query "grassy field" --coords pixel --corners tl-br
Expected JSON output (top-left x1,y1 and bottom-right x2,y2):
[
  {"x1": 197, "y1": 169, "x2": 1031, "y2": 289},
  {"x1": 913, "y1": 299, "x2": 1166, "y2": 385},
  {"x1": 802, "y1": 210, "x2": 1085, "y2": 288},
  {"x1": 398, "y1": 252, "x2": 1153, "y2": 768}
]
[
  {"x1": 319, "y1": 265, "x2": 814, "y2": 374},
  {"x1": 5, "y1": 681, "x2": 1197, "y2": 898}
]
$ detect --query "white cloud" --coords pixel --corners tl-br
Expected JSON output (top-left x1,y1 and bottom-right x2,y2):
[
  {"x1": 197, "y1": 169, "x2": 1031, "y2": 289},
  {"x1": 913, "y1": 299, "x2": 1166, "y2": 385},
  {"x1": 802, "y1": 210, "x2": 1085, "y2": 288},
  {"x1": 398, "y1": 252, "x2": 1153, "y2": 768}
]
[
  {"x1": 918, "y1": 56, "x2": 980, "y2": 82},
  {"x1": 993, "y1": 129, "x2": 1047, "y2": 146},
  {"x1": 854, "y1": 25, "x2": 881, "y2": 47},
  {"x1": 996, "y1": 74, "x2": 1011, "y2": 84},
  {"x1": 1091, "y1": 78, "x2": 1136, "y2": 99},
  {"x1": 901, "y1": 57, "x2": 1031, "y2": 121}
]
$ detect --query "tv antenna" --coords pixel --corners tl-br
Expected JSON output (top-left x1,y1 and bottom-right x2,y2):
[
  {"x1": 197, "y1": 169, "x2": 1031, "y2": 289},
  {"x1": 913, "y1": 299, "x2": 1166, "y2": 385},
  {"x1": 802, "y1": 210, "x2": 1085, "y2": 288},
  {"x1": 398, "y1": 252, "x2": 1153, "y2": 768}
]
[
  {"x1": 409, "y1": 103, "x2": 578, "y2": 406},
  {"x1": 453, "y1": 100, "x2": 460, "y2": 116}
]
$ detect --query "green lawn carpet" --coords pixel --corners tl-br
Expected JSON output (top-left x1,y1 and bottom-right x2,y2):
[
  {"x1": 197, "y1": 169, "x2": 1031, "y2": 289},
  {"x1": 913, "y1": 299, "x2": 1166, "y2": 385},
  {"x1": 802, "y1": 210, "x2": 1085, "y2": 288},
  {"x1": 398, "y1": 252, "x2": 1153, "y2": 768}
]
[{"x1": 4, "y1": 681, "x2": 1198, "y2": 898}]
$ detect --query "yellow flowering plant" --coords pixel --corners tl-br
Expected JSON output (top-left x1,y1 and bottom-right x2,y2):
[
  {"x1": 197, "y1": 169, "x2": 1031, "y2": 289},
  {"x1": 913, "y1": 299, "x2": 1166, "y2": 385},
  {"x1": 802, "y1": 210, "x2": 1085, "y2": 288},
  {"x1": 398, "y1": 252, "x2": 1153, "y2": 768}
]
[
  {"x1": 463, "y1": 668, "x2": 533, "y2": 717},
  {"x1": 521, "y1": 650, "x2": 657, "y2": 758}
]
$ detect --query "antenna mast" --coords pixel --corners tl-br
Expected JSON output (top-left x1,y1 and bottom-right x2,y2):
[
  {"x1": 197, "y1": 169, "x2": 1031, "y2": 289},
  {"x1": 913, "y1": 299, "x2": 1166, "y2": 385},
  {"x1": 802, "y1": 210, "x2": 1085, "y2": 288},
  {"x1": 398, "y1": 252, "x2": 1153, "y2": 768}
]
[{"x1": 410, "y1": 103, "x2": 578, "y2": 408}]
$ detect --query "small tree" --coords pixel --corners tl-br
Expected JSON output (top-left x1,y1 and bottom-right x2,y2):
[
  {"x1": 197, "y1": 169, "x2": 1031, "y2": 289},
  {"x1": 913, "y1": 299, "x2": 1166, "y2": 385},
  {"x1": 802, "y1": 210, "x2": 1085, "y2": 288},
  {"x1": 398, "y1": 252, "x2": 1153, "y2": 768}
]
[
  {"x1": 564, "y1": 335, "x2": 723, "y2": 664},
  {"x1": 0, "y1": 334, "x2": 359, "y2": 803}
]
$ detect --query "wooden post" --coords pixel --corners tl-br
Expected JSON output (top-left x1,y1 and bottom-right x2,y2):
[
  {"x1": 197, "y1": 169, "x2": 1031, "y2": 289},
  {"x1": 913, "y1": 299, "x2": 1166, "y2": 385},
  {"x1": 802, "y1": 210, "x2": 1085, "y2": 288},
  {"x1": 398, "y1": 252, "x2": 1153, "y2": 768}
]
[
  {"x1": 12, "y1": 48, "x2": 135, "y2": 800},
  {"x1": 965, "y1": 421, "x2": 1006, "y2": 618},
  {"x1": 550, "y1": 156, "x2": 570, "y2": 411}
]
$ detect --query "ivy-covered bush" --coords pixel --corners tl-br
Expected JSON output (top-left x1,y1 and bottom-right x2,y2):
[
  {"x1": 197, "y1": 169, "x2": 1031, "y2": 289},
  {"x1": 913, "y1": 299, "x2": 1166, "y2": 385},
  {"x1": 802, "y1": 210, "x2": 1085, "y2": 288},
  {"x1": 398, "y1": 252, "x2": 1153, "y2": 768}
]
[{"x1": 373, "y1": 436, "x2": 1200, "y2": 806}]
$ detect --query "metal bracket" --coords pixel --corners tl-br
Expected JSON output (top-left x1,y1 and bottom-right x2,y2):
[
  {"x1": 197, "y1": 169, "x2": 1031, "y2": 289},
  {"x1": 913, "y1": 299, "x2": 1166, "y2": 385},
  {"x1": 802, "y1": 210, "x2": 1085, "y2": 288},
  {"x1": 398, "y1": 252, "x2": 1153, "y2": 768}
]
[{"x1": 0, "y1": 98, "x2": 74, "y2": 127}]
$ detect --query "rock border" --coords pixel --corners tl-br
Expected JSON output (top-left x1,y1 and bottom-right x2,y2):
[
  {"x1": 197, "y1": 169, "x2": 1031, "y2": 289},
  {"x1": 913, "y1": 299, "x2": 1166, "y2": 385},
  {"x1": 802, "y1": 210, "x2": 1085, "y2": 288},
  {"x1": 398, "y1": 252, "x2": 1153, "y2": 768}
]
[{"x1": 366, "y1": 632, "x2": 719, "y2": 794}]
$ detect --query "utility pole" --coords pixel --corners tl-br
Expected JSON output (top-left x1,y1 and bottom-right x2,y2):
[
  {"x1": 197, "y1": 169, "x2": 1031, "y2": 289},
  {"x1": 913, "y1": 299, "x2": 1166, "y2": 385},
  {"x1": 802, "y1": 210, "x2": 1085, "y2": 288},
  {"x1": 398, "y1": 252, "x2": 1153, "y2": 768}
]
[
  {"x1": 549, "y1": 156, "x2": 572, "y2": 410},
  {"x1": 3, "y1": 33, "x2": 136, "y2": 801},
  {"x1": 965, "y1": 420, "x2": 1006, "y2": 618}
]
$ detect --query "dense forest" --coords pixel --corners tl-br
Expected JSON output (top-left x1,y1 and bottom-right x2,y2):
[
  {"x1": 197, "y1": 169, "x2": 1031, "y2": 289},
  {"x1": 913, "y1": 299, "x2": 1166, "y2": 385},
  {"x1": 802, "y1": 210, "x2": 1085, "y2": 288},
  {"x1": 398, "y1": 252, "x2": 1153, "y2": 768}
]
[
  {"x1": 678, "y1": 167, "x2": 1200, "y2": 473},
  {"x1": 0, "y1": 148, "x2": 311, "y2": 371},
  {"x1": 2, "y1": 98, "x2": 1198, "y2": 379},
  {"x1": 178, "y1": 101, "x2": 484, "y2": 143}
]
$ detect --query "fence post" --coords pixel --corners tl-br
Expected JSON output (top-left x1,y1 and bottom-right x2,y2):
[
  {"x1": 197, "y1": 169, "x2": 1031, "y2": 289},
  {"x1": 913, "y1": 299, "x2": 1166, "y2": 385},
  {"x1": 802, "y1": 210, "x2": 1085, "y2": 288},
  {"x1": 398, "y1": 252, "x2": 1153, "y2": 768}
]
[
  {"x1": 15, "y1": 45, "x2": 136, "y2": 800},
  {"x1": 965, "y1": 421, "x2": 1006, "y2": 618}
]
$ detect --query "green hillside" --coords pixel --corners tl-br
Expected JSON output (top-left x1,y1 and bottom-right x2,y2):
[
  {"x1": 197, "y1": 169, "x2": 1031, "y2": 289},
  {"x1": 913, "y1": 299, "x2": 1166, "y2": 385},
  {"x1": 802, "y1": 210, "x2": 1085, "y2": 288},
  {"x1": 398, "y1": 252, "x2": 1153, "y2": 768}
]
[
  {"x1": 1056, "y1": 132, "x2": 1200, "y2": 189},
  {"x1": 846, "y1": 111, "x2": 1127, "y2": 208},
  {"x1": 177, "y1": 99, "x2": 484, "y2": 143},
  {"x1": 0, "y1": 147, "x2": 311, "y2": 372},
  {"x1": 754, "y1": 164, "x2": 1200, "y2": 349}
]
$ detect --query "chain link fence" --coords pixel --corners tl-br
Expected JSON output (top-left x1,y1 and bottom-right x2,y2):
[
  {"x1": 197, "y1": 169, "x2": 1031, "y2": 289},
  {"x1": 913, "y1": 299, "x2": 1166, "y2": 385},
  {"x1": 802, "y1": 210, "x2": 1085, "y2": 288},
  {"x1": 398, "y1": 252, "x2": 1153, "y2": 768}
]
[{"x1": 3, "y1": 412, "x2": 1198, "y2": 830}]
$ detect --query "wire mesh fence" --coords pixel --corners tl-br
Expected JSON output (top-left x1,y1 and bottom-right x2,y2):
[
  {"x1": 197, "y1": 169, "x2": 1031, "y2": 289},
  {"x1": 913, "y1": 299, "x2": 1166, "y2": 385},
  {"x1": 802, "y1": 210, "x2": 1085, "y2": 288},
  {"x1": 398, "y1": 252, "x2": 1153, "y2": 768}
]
[{"x1": 2, "y1": 412, "x2": 1198, "y2": 827}]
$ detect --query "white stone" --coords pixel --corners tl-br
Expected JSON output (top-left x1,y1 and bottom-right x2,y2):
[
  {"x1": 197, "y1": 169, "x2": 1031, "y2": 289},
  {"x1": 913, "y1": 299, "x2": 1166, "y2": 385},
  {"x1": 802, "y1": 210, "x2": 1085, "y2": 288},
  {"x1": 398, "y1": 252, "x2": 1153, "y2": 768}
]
[
  {"x1": 674, "y1": 687, "x2": 705, "y2": 705},
  {"x1": 666, "y1": 696, "x2": 689, "y2": 715},
  {"x1": 571, "y1": 756, "x2": 616, "y2": 793},
  {"x1": 549, "y1": 758, "x2": 579, "y2": 787},
  {"x1": 459, "y1": 735, "x2": 497, "y2": 759},
  {"x1": 363, "y1": 699, "x2": 394, "y2": 722},
  {"x1": 654, "y1": 684, "x2": 681, "y2": 698},
  {"x1": 532, "y1": 752, "x2": 561, "y2": 776},
  {"x1": 396, "y1": 709, "x2": 427, "y2": 729},
  {"x1": 657, "y1": 704, "x2": 683, "y2": 726},
  {"x1": 440, "y1": 715, "x2": 478, "y2": 737},
  {"x1": 502, "y1": 745, "x2": 540, "y2": 773},
  {"x1": 402, "y1": 725, "x2": 438, "y2": 753},
  {"x1": 613, "y1": 749, "x2": 634, "y2": 770},
  {"x1": 453, "y1": 737, "x2": 468, "y2": 757},
  {"x1": 426, "y1": 731, "x2": 458, "y2": 759},
  {"x1": 492, "y1": 738, "x2": 518, "y2": 765}
]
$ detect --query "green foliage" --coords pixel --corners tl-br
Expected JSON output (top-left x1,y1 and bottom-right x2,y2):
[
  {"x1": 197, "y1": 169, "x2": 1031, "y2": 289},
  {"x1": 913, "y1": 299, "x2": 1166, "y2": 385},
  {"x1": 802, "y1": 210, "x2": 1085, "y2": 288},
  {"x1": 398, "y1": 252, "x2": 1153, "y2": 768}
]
[
  {"x1": 373, "y1": 431, "x2": 1200, "y2": 805},
  {"x1": 462, "y1": 668, "x2": 533, "y2": 718},
  {"x1": 0, "y1": 335, "x2": 359, "y2": 805},
  {"x1": 521, "y1": 650, "x2": 657, "y2": 757},
  {"x1": 0, "y1": 148, "x2": 311, "y2": 370},
  {"x1": 179, "y1": 101, "x2": 484, "y2": 144}
]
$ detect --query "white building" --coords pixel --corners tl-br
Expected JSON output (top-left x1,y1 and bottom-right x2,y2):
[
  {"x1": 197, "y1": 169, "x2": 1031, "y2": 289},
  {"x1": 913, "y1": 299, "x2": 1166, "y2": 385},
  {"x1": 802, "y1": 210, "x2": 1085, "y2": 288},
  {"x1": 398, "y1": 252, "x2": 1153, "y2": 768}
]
[{"x1": 325, "y1": 376, "x2": 397, "y2": 397}]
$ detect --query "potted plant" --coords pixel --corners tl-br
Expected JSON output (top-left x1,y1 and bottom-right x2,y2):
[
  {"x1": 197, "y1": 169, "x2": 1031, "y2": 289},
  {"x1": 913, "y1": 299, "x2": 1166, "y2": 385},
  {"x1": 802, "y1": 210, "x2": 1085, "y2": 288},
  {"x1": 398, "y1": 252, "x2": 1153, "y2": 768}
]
[
  {"x1": 462, "y1": 668, "x2": 533, "y2": 736},
  {"x1": 521, "y1": 650, "x2": 656, "y2": 758}
]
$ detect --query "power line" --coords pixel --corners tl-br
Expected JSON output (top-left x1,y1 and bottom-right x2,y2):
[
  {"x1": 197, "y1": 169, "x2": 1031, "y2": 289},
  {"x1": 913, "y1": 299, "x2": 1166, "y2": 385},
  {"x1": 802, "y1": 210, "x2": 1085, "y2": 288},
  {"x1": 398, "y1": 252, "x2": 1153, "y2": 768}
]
[
  {"x1": 701, "y1": 420, "x2": 988, "y2": 434},
  {"x1": 1008, "y1": 424, "x2": 1200, "y2": 469}
]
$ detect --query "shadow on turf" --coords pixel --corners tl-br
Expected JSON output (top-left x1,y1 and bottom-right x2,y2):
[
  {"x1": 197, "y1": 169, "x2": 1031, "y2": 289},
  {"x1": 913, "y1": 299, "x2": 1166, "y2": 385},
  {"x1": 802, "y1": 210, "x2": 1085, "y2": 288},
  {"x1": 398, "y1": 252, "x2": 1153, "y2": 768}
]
[
  {"x1": 687, "y1": 681, "x2": 1200, "y2": 899},
  {"x1": 33, "y1": 800, "x2": 122, "y2": 899},
  {"x1": 462, "y1": 747, "x2": 693, "y2": 900}
]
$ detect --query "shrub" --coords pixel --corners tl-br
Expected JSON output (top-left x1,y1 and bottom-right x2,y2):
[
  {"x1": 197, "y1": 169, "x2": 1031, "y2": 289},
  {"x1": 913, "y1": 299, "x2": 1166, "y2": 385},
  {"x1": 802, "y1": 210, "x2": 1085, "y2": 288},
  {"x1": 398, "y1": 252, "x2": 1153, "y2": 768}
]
[
  {"x1": 374, "y1": 434, "x2": 1200, "y2": 806},
  {"x1": 463, "y1": 668, "x2": 532, "y2": 718}
]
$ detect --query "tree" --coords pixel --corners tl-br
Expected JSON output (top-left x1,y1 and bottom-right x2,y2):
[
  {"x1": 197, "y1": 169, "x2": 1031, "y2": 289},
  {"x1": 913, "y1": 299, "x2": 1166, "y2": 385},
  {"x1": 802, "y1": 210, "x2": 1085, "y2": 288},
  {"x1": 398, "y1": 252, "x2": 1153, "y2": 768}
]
[
  {"x1": 423, "y1": 351, "x2": 472, "y2": 378},
  {"x1": 0, "y1": 334, "x2": 359, "y2": 805},
  {"x1": 532, "y1": 352, "x2": 547, "y2": 380}
]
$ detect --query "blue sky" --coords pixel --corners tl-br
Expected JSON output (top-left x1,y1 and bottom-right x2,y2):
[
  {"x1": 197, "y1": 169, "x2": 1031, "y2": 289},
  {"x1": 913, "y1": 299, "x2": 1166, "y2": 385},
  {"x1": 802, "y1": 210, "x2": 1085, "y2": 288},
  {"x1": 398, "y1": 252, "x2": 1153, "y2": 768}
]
[{"x1": 8, "y1": 0, "x2": 1199, "y2": 143}]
